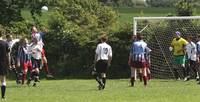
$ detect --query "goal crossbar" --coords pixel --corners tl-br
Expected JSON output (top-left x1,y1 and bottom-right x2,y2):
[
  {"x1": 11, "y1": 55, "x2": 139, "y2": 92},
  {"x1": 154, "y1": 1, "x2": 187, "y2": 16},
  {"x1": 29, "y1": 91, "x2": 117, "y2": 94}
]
[{"x1": 133, "y1": 16, "x2": 200, "y2": 35}]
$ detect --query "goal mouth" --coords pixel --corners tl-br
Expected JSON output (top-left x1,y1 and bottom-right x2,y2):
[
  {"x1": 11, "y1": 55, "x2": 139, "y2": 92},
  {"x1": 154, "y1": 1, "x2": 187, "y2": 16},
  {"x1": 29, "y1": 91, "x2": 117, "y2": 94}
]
[{"x1": 133, "y1": 16, "x2": 200, "y2": 79}]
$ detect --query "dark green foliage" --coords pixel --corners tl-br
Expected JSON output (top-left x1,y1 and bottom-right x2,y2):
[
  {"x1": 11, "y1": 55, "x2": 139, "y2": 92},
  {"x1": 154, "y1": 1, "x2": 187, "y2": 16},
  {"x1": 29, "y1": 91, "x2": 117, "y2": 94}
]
[
  {"x1": 175, "y1": 0, "x2": 194, "y2": 16},
  {"x1": 0, "y1": 0, "x2": 25, "y2": 25}
]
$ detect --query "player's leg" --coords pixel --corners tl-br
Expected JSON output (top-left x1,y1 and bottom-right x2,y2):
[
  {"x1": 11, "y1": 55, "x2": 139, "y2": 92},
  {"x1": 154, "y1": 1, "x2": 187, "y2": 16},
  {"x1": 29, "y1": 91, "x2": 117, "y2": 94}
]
[
  {"x1": 100, "y1": 60, "x2": 109, "y2": 90},
  {"x1": 95, "y1": 61, "x2": 104, "y2": 90},
  {"x1": 10, "y1": 57, "x2": 19, "y2": 84},
  {"x1": 142, "y1": 67, "x2": 148, "y2": 86},
  {"x1": 22, "y1": 62, "x2": 28, "y2": 85},
  {"x1": 0, "y1": 76, "x2": 6, "y2": 99},
  {"x1": 42, "y1": 49, "x2": 53, "y2": 78},
  {"x1": 139, "y1": 69, "x2": 143, "y2": 82},
  {"x1": 147, "y1": 68, "x2": 151, "y2": 80},
  {"x1": 130, "y1": 67, "x2": 136, "y2": 87}
]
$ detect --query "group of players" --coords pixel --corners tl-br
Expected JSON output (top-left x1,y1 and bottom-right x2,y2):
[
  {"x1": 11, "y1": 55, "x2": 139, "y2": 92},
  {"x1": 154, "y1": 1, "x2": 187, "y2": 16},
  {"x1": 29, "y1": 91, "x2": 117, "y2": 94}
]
[
  {"x1": 0, "y1": 25, "x2": 53, "y2": 99},
  {"x1": 170, "y1": 31, "x2": 200, "y2": 84}
]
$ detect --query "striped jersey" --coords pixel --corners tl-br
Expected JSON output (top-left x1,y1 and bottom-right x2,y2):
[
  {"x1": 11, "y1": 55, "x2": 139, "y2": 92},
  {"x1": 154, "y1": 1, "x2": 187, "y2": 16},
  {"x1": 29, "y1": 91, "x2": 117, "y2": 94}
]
[
  {"x1": 17, "y1": 45, "x2": 31, "y2": 63},
  {"x1": 130, "y1": 40, "x2": 150, "y2": 62}
]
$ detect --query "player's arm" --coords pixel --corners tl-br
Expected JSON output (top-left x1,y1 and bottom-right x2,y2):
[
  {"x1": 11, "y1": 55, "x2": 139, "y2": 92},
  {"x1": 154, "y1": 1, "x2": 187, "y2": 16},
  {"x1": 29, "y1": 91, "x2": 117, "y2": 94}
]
[
  {"x1": 94, "y1": 45, "x2": 99, "y2": 64},
  {"x1": 108, "y1": 47, "x2": 112, "y2": 67},
  {"x1": 128, "y1": 45, "x2": 133, "y2": 66},
  {"x1": 180, "y1": 39, "x2": 188, "y2": 53},
  {"x1": 169, "y1": 39, "x2": 174, "y2": 51},
  {"x1": 6, "y1": 43, "x2": 11, "y2": 69}
]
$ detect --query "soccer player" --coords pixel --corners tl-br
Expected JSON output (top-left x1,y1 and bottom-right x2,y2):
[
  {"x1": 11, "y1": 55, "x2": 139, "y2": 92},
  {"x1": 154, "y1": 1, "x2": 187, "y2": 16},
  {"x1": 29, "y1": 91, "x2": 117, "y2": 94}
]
[
  {"x1": 17, "y1": 38, "x2": 32, "y2": 85},
  {"x1": 196, "y1": 35, "x2": 200, "y2": 83},
  {"x1": 128, "y1": 33, "x2": 150, "y2": 87},
  {"x1": 94, "y1": 33, "x2": 112, "y2": 90},
  {"x1": 31, "y1": 26, "x2": 54, "y2": 78},
  {"x1": 184, "y1": 36, "x2": 198, "y2": 81},
  {"x1": 0, "y1": 33, "x2": 10, "y2": 99},
  {"x1": 169, "y1": 31, "x2": 188, "y2": 80},
  {"x1": 5, "y1": 34, "x2": 20, "y2": 84},
  {"x1": 27, "y1": 35, "x2": 43, "y2": 86}
]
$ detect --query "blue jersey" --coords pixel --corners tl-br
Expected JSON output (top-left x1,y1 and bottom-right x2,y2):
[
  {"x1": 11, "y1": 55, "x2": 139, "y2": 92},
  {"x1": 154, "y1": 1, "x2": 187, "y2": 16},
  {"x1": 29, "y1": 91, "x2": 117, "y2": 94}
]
[{"x1": 130, "y1": 40, "x2": 150, "y2": 62}]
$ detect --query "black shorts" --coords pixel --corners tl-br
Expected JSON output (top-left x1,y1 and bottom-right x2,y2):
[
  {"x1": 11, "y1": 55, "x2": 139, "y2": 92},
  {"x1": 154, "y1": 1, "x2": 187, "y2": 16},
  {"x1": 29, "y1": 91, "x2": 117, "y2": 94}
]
[
  {"x1": 32, "y1": 58, "x2": 41, "y2": 69},
  {"x1": 95, "y1": 60, "x2": 108, "y2": 73},
  {"x1": 0, "y1": 62, "x2": 8, "y2": 76}
]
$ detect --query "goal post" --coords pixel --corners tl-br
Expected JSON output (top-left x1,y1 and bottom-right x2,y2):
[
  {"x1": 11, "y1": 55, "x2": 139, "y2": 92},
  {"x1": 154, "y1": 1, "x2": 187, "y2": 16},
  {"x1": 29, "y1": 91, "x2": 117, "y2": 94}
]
[{"x1": 133, "y1": 16, "x2": 200, "y2": 79}]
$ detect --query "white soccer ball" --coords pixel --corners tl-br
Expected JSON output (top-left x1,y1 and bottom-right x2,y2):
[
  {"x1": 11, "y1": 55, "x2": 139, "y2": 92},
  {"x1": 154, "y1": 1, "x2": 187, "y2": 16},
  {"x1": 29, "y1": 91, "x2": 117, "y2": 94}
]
[{"x1": 41, "y1": 6, "x2": 48, "y2": 12}]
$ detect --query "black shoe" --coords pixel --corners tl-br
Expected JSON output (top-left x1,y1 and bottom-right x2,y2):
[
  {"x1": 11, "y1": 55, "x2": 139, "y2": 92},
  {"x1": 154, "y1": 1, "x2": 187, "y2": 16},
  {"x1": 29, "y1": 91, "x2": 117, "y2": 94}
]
[
  {"x1": 33, "y1": 83, "x2": 37, "y2": 87},
  {"x1": 1, "y1": 97, "x2": 5, "y2": 100},
  {"x1": 196, "y1": 78, "x2": 199, "y2": 81},
  {"x1": 98, "y1": 85, "x2": 102, "y2": 90},
  {"x1": 197, "y1": 82, "x2": 200, "y2": 85},
  {"x1": 27, "y1": 79, "x2": 31, "y2": 86}
]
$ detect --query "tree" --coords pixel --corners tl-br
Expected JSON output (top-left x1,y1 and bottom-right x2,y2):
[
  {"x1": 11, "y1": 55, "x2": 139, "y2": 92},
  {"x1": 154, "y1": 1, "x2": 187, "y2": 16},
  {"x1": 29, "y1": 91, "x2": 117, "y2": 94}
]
[
  {"x1": 175, "y1": 0, "x2": 194, "y2": 16},
  {"x1": 0, "y1": 0, "x2": 26, "y2": 25}
]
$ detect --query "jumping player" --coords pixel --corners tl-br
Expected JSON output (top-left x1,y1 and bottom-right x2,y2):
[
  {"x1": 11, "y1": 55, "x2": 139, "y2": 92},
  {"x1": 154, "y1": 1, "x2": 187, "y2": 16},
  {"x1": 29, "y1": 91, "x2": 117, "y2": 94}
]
[
  {"x1": 94, "y1": 33, "x2": 112, "y2": 90},
  {"x1": 0, "y1": 33, "x2": 10, "y2": 99},
  {"x1": 31, "y1": 26, "x2": 53, "y2": 78},
  {"x1": 128, "y1": 33, "x2": 150, "y2": 87}
]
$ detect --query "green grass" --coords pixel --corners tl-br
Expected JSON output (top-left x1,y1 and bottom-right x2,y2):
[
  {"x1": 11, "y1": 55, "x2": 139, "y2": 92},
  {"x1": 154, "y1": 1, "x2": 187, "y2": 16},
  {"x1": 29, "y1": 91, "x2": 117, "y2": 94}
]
[
  {"x1": 4, "y1": 79, "x2": 200, "y2": 102},
  {"x1": 114, "y1": 7, "x2": 176, "y2": 23}
]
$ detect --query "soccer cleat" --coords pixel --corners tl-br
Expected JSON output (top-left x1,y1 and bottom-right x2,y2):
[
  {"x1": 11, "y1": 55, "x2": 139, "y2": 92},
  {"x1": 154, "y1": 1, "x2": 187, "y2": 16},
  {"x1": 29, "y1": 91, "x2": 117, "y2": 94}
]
[
  {"x1": 197, "y1": 82, "x2": 200, "y2": 85},
  {"x1": 46, "y1": 74, "x2": 54, "y2": 78},
  {"x1": 196, "y1": 77, "x2": 199, "y2": 81},
  {"x1": 26, "y1": 79, "x2": 31, "y2": 86},
  {"x1": 33, "y1": 83, "x2": 37, "y2": 87},
  {"x1": 184, "y1": 76, "x2": 190, "y2": 81},
  {"x1": 98, "y1": 85, "x2": 102, "y2": 90}
]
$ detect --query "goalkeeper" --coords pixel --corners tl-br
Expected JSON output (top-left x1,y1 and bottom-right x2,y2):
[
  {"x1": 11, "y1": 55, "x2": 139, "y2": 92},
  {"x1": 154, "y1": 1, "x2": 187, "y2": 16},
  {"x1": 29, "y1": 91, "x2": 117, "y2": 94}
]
[{"x1": 169, "y1": 31, "x2": 188, "y2": 80}]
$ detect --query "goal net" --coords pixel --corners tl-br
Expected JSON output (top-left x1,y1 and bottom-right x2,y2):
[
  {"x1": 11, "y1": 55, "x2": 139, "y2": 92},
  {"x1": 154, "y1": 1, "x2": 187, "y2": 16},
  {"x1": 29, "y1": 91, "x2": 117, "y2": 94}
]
[{"x1": 133, "y1": 16, "x2": 200, "y2": 79}]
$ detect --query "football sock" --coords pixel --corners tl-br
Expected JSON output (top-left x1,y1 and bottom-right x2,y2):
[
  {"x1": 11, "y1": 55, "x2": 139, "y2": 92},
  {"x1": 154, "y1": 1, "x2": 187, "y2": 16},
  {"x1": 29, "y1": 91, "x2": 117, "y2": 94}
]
[
  {"x1": 130, "y1": 77, "x2": 135, "y2": 86},
  {"x1": 44, "y1": 63, "x2": 50, "y2": 74}
]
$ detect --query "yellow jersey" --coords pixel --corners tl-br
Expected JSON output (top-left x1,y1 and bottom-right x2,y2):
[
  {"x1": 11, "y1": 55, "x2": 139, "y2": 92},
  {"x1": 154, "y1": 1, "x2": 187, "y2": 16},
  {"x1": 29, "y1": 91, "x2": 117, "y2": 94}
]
[{"x1": 171, "y1": 38, "x2": 188, "y2": 55}]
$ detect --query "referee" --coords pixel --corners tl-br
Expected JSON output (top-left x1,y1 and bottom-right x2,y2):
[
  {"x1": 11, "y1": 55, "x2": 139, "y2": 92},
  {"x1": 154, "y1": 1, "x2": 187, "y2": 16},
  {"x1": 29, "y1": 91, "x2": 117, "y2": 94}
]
[
  {"x1": 94, "y1": 33, "x2": 112, "y2": 90},
  {"x1": 0, "y1": 33, "x2": 10, "y2": 99}
]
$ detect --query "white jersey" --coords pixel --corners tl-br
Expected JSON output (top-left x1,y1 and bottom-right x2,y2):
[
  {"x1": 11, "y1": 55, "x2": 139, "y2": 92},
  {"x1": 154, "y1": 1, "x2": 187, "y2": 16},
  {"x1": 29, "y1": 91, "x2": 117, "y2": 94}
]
[
  {"x1": 6, "y1": 39, "x2": 20, "y2": 49},
  {"x1": 95, "y1": 42, "x2": 112, "y2": 61},
  {"x1": 32, "y1": 33, "x2": 44, "y2": 47},
  {"x1": 197, "y1": 41, "x2": 200, "y2": 55},
  {"x1": 29, "y1": 43, "x2": 43, "y2": 60},
  {"x1": 185, "y1": 41, "x2": 197, "y2": 61}
]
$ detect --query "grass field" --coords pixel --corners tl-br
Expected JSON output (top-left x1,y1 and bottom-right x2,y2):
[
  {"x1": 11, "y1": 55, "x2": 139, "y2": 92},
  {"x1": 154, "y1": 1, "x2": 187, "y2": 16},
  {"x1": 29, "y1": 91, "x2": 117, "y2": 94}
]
[
  {"x1": 114, "y1": 7, "x2": 176, "y2": 23},
  {"x1": 3, "y1": 79, "x2": 200, "y2": 102}
]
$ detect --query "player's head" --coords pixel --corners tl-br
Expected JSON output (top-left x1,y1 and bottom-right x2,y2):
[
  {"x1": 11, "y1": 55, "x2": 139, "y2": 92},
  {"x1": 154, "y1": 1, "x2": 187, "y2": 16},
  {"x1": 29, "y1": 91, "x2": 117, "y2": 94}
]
[
  {"x1": 198, "y1": 34, "x2": 200, "y2": 40},
  {"x1": 32, "y1": 26, "x2": 38, "y2": 33},
  {"x1": 132, "y1": 35, "x2": 137, "y2": 41},
  {"x1": 100, "y1": 32, "x2": 108, "y2": 42},
  {"x1": 187, "y1": 36, "x2": 192, "y2": 42},
  {"x1": 6, "y1": 34, "x2": 13, "y2": 41},
  {"x1": 136, "y1": 33, "x2": 144, "y2": 40},
  {"x1": 175, "y1": 31, "x2": 181, "y2": 38},
  {"x1": 21, "y1": 38, "x2": 28, "y2": 46}
]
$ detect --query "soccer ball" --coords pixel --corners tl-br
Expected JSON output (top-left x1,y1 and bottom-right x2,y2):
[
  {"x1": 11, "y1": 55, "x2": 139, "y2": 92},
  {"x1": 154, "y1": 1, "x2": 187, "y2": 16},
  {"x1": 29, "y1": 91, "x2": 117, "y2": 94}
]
[{"x1": 41, "y1": 6, "x2": 48, "y2": 12}]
